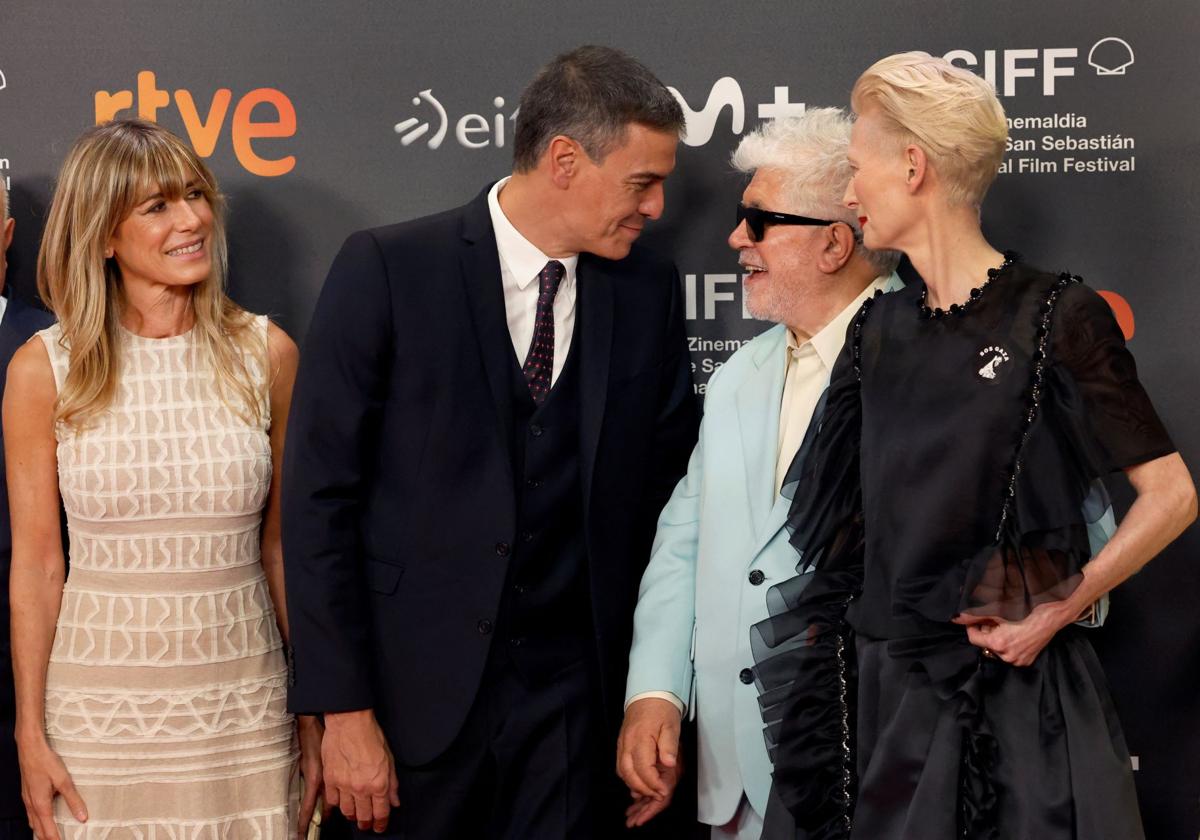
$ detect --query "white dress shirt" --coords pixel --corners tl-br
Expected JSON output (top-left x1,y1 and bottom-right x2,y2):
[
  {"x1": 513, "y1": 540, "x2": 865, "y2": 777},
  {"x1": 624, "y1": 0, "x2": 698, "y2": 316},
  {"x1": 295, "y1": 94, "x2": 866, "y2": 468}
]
[
  {"x1": 487, "y1": 177, "x2": 579, "y2": 384},
  {"x1": 0, "y1": 293, "x2": 8, "y2": 326}
]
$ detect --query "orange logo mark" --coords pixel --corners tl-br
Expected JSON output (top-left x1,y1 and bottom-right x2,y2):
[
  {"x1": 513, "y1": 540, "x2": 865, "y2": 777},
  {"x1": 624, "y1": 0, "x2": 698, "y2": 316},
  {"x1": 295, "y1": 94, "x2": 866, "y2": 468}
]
[
  {"x1": 95, "y1": 71, "x2": 296, "y2": 177},
  {"x1": 1097, "y1": 290, "x2": 1134, "y2": 340}
]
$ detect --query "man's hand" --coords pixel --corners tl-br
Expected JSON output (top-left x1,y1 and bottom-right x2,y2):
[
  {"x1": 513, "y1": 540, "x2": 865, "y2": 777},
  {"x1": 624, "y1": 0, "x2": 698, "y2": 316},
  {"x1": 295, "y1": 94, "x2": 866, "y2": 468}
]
[
  {"x1": 321, "y1": 709, "x2": 400, "y2": 833},
  {"x1": 615, "y1": 698, "x2": 682, "y2": 827}
]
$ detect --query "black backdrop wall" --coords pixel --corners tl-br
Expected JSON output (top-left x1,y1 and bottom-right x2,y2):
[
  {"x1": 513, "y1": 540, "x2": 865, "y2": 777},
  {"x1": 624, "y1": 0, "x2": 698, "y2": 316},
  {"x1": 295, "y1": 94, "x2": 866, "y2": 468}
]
[{"x1": 2, "y1": 1, "x2": 1197, "y2": 836}]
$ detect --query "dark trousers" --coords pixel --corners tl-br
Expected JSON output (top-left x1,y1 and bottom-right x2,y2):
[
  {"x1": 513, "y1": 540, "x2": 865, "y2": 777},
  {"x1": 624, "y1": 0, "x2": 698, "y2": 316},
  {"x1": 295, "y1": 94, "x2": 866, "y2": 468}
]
[{"x1": 368, "y1": 649, "x2": 610, "y2": 840}]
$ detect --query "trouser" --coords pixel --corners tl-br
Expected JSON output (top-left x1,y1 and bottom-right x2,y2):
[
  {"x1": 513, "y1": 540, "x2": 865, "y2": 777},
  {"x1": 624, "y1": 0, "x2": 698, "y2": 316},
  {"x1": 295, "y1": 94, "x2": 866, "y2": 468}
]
[
  {"x1": 366, "y1": 651, "x2": 608, "y2": 840},
  {"x1": 711, "y1": 795, "x2": 764, "y2": 840}
]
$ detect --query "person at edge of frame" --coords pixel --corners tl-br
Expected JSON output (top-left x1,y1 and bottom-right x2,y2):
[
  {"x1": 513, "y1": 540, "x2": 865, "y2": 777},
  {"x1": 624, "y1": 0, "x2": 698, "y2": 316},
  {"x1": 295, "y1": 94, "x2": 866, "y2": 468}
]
[{"x1": 0, "y1": 172, "x2": 54, "y2": 840}]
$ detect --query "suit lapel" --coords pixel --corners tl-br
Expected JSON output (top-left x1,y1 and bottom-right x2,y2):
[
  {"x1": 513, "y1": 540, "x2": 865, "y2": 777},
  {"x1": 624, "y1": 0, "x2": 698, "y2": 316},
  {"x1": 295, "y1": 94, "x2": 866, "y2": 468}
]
[
  {"x1": 735, "y1": 326, "x2": 787, "y2": 546},
  {"x1": 458, "y1": 187, "x2": 516, "y2": 459},
  {"x1": 576, "y1": 254, "x2": 613, "y2": 514}
]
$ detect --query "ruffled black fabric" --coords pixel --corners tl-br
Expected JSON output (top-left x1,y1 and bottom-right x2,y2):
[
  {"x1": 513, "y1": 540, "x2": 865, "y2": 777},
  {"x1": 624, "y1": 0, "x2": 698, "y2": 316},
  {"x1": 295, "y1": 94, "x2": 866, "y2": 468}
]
[
  {"x1": 751, "y1": 298, "x2": 875, "y2": 840},
  {"x1": 752, "y1": 264, "x2": 1169, "y2": 839}
]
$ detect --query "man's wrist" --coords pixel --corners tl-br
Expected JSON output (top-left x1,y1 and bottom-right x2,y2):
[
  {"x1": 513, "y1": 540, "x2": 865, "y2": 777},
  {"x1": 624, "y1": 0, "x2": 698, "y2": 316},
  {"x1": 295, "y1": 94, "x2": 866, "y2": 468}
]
[
  {"x1": 323, "y1": 708, "x2": 375, "y2": 729},
  {"x1": 626, "y1": 691, "x2": 684, "y2": 715}
]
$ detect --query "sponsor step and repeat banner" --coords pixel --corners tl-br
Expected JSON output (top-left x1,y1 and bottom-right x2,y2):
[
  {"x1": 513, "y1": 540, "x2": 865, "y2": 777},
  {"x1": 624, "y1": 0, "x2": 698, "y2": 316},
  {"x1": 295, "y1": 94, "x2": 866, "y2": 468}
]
[{"x1": 1, "y1": 2, "x2": 1197, "y2": 836}]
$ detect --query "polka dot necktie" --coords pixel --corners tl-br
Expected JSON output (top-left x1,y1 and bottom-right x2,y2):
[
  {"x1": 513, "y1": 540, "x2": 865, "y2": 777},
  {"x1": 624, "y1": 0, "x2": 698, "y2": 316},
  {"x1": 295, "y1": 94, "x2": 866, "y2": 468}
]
[{"x1": 522, "y1": 260, "x2": 565, "y2": 405}]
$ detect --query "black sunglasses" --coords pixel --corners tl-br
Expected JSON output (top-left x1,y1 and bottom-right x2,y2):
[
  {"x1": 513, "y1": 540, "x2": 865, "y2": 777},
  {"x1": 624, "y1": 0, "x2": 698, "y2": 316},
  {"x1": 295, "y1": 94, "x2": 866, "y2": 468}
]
[{"x1": 736, "y1": 203, "x2": 839, "y2": 242}]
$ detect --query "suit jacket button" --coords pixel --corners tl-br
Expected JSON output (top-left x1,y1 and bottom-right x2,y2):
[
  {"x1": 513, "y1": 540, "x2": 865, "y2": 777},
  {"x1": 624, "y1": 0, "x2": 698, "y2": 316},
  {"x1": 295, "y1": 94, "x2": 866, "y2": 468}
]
[
  {"x1": 529, "y1": 423, "x2": 544, "y2": 437},
  {"x1": 739, "y1": 668, "x2": 754, "y2": 685},
  {"x1": 478, "y1": 620, "x2": 493, "y2": 635},
  {"x1": 748, "y1": 570, "x2": 765, "y2": 586},
  {"x1": 495, "y1": 542, "x2": 511, "y2": 557}
]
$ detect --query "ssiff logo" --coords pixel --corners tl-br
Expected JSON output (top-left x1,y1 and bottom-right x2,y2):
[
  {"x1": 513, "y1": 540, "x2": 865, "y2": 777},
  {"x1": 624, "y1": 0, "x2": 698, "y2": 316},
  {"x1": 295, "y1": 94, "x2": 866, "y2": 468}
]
[
  {"x1": 94, "y1": 70, "x2": 297, "y2": 177},
  {"x1": 943, "y1": 37, "x2": 1133, "y2": 96}
]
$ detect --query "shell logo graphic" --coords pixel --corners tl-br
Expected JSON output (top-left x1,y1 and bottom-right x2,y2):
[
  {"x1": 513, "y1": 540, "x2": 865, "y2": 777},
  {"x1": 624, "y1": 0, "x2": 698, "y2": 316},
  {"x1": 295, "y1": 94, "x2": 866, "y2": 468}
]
[{"x1": 1089, "y1": 37, "x2": 1135, "y2": 75}]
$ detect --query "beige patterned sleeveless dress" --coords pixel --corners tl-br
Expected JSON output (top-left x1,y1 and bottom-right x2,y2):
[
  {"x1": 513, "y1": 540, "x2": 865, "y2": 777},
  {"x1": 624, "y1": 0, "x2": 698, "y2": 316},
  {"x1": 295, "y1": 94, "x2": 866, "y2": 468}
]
[{"x1": 37, "y1": 317, "x2": 297, "y2": 838}]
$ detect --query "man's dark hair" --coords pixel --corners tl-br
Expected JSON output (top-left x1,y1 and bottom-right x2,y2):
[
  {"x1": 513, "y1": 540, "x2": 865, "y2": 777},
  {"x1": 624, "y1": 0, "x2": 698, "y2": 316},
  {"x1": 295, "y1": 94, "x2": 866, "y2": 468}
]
[{"x1": 512, "y1": 46, "x2": 685, "y2": 172}]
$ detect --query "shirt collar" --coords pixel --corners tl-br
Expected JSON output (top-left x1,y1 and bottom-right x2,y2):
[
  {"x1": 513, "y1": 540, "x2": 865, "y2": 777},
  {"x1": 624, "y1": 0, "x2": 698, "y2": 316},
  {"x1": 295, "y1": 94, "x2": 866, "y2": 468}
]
[
  {"x1": 787, "y1": 274, "x2": 892, "y2": 370},
  {"x1": 487, "y1": 177, "x2": 579, "y2": 290}
]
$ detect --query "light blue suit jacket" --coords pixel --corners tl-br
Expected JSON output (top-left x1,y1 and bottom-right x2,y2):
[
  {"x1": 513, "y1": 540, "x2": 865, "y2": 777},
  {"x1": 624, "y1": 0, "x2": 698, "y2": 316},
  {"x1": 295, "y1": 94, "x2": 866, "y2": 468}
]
[{"x1": 624, "y1": 275, "x2": 903, "y2": 826}]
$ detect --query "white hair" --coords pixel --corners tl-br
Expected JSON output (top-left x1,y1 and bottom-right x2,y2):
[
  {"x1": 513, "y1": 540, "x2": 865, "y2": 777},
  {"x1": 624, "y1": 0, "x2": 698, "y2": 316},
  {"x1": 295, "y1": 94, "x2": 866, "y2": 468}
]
[
  {"x1": 731, "y1": 108, "x2": 899, "y2": 275},
  {"x1": 1, "y1": 178, "x2": 8, "y2": 221}
]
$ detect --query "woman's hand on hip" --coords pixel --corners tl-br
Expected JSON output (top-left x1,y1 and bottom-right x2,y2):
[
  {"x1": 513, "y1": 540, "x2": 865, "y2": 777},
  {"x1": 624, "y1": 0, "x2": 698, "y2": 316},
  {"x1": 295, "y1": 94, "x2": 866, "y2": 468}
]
[{"x1": 953, "y1": 599, "x2": 1078, "y2": 667}]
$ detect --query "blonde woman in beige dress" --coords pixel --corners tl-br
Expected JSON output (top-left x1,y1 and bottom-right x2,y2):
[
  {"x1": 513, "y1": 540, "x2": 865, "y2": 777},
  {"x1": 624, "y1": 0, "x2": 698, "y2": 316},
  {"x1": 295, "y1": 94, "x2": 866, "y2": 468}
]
[{"x1": 4, "y1": 119, "x2": 325, "y2": 839}]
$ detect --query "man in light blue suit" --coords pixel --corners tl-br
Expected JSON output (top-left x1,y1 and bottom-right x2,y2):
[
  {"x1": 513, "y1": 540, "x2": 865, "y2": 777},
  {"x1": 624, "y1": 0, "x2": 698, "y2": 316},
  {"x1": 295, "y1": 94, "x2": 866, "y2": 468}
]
[{"x1": 616, "y1": 109, "x2": 901, "y2": 839}]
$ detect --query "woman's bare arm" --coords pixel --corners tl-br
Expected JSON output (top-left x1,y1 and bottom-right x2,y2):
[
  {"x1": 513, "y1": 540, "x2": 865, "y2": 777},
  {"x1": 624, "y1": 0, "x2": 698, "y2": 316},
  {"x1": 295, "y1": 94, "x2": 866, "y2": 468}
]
[
  {"x1": 5, "y1": 336, "x2": 88, "y2": 833},
  {"x1": 261, "y1": 321, "x2": 299, "y2": 641},
  {"x1": 957, "y1": 452, "x2": 1197, "y2": 666}
]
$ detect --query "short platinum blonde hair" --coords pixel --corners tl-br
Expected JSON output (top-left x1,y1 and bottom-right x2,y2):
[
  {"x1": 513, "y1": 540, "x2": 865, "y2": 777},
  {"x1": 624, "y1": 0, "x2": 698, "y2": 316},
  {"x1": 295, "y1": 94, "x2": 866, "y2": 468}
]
[
  {"x1": 851, "y1": 51, "x2": 1007, "y2": 207},
  {"x1": 732, "y1": 108, "x2": 899, "y2": 275}
]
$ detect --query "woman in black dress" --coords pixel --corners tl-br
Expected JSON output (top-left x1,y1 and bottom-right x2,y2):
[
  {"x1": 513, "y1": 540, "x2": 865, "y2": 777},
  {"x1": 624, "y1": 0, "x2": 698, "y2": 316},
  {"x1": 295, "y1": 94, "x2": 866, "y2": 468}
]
[{"x1": 753, "y1": 52, "x2": 1196, "y2": 839}]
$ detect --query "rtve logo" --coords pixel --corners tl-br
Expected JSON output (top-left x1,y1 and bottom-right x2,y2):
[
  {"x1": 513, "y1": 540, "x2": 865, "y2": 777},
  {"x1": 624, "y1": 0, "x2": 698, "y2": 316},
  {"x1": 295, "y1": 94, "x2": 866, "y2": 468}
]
[{"x1": 94, "y1": 71, "x2": 297, "y2": 177}]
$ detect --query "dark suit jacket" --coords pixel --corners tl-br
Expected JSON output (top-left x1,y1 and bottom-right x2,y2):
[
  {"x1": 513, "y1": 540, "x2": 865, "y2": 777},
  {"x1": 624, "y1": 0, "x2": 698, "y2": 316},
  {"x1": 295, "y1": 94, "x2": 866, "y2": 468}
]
[
  {"x1": 0, "y1": 293, "x2": 54, "y2": 821},
  {"x1": 282, "y1": 186, "x2": 698, "y2": 765}
]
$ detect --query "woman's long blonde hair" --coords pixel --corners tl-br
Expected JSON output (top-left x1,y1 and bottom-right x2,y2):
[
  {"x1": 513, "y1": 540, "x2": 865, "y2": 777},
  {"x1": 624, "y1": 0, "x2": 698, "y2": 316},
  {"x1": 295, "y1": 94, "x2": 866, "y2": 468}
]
[{"x1": 37, "y1": 118, "x2": 263, "y2": 429}]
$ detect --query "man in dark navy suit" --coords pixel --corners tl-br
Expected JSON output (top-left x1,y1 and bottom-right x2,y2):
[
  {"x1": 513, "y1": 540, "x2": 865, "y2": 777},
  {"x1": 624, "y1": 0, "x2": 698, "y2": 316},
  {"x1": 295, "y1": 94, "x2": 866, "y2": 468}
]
[
  {"x1": 283, "y1": 47, "x2": 699, "y2": 839},
  {"x1": 0, "y1": 183, "x2": 54, "y2": 839}
]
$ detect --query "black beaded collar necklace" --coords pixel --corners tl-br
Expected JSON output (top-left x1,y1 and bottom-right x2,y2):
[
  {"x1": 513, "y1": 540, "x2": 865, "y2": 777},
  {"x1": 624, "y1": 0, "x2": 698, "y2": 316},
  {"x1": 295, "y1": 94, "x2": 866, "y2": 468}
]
[{"x1": 917, "y1": 250, "x2": 1019, "y2": 320}]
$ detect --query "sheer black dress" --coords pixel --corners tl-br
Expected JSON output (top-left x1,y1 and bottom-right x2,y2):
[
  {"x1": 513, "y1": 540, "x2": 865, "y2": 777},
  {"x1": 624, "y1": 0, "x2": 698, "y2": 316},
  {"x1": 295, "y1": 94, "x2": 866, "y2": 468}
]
[{"x1": 752, "y1": 256, "x2": 1175, "y2": 840}]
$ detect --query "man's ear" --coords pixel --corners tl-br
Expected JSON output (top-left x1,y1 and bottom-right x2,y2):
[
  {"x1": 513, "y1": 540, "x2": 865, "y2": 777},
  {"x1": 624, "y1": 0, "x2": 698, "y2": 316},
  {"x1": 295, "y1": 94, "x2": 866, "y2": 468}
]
[
  {"x1": 904, "y1": 144, "x2": 928, "y2": 194},
  {"x1": 547, "y1": 135, "x2": 581, "y2": 188},
  {"x1": 818, "y1": 221, "x2": 857, "y2": 273},
  {"x1": 1, "y1": 217, "x2": 13, "y2": 252}
]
